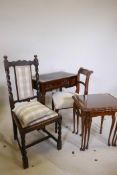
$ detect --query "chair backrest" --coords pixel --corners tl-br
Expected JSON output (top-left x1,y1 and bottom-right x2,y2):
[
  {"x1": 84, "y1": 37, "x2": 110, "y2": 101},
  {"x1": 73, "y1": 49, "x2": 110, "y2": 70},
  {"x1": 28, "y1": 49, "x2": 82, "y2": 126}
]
[
  {"x1": 4, "y1": 55, "x2": 40, "y2": 110},
  {"x1": 76, "y1": 67, "x2": 93, "y2": 95}
]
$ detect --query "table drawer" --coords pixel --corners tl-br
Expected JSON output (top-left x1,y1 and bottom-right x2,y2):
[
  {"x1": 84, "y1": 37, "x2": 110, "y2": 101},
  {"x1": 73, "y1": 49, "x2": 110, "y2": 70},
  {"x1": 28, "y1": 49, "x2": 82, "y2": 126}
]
[
  {"x1": 41, "y1": 81, "x2": 62, "y2": 91},
  {"x1": 68, "y1": 77, "x2": 77, "y2": 86},
  {"x1": 41, "y1": 77, "x2": 77, "y2": 91},
  {"x1": 60, "y1": 79, "x2": 70, "y2": 87}
]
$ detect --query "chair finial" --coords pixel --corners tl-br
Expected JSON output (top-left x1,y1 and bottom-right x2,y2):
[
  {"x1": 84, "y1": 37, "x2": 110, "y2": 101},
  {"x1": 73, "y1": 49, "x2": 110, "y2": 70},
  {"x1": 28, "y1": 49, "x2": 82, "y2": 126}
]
[
  {"x1": 34, "y1": 55, "x2": 37, "y2": 59},
  {"x1": 34, "y1": 55, "x2": 39, "y2": 65},
  {"x1": 4, "y1": 55, "x2": 8, "y2": 60}
]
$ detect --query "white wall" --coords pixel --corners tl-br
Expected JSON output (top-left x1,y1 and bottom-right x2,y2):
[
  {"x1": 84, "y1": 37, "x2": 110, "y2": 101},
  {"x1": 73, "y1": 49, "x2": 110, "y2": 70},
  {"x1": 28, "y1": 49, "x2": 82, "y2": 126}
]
[{"x1": 0, "y1": 0, "x2": 117, "y2": 96}]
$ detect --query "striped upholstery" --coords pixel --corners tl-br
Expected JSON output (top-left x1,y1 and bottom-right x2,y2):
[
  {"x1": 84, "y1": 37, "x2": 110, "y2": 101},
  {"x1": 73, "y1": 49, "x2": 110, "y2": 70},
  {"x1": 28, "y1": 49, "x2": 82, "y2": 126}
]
[
  {"x1": 12, "y1": 101, "x2": 58, "y2": 127},
  {"x1": 15, "y1": 66, "x2": 33, "y2": 100}
]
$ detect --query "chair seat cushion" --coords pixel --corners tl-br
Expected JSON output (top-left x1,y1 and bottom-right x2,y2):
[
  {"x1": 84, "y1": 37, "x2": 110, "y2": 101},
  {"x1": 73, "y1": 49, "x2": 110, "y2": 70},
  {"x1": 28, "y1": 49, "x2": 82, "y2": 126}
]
[
  {"x1": 12, "y1": 101, "x2": 58, "y2": 127},
  {"x1": 52, "y1": 92, "x2": 76, "y2": 110}
]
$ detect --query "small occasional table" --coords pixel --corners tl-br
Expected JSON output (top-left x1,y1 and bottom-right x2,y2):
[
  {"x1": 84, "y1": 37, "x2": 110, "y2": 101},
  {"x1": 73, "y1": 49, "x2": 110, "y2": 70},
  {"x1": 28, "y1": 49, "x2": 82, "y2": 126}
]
[
  {"x1": 72, "y1": 93, "x2": 117, "y2": 150},
  {"x1": 32, "y1": 71, "x2": 77, "y2": 104}
]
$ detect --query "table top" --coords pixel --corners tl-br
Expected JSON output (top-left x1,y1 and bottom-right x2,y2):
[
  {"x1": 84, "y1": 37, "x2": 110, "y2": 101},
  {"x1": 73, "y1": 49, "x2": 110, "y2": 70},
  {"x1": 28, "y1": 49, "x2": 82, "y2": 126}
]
[
  {"x1": 33, "y1": 71, "x2": 76, "y2": 83},
  {"x1": 73, "y1": 93, "x2": 117, "y2": 111}
]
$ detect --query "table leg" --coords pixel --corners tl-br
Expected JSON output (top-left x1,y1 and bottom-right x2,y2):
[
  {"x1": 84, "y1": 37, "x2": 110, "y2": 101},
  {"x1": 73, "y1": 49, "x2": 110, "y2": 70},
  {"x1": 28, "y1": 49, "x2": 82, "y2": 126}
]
[
  {"x1": 100, "y1": 115, "x2": 104, "y2": 134},
  {"x1": 41, "y1": 92, "x2": 46, "y2": 105},
  {"x1": 60, "y1": 87, "x2": 62, "y2": 91},
  {"x1": 86, "y1": 117, "x2": 92, "y2": 149},
  {"x1": 80, "y1": 115, "x2": 85, "y2": 151},
  {"x1": 80, "y1": 115, "x2": 88, "y2": 151},
  {"x1": 76, "y1": 108, "x2": 80, "y2": 134},
  {"x1": 72, "y1": 103, "x2": 76, "y2": 133},
  {"x1": 83, "y1": 118, "x2": 88, "y2": 150},
  {"x1": 80, "y1": 115, "x2": 92, "y2": 150}
]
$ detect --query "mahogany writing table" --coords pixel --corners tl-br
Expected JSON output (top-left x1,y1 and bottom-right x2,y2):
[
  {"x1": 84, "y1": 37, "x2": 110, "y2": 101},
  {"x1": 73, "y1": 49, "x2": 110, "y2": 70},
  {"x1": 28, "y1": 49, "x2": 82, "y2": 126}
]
[{"x1": 32, "y1": 71, "x2": 77, "y2": 104}]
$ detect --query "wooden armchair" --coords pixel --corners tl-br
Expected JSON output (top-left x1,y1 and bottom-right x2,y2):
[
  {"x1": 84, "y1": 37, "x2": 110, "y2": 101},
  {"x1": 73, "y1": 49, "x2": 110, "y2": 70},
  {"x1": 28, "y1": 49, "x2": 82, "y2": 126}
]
[
  {"x1": 4, "y1": 55, "x2": 62, "y2": 169},
  {"x1": 72, "y1": 68, "x2": 93, "y2": 134},
  {"x1": 52, "y1": 67, "x2": 93, "y2": 132}
]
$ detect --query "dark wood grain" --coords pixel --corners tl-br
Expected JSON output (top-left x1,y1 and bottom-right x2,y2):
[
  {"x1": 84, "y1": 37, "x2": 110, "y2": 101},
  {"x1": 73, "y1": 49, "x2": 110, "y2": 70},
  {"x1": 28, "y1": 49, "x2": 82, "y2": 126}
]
[
  {"x1": 72, "y1": 93, "x2": 117, "y2": 150},
  {"x1": 4, "y1": 55, "x2": 62, "y2": 169},
  {"x1": 32, "y1": 71, "x2": 77, "y2": 104}
]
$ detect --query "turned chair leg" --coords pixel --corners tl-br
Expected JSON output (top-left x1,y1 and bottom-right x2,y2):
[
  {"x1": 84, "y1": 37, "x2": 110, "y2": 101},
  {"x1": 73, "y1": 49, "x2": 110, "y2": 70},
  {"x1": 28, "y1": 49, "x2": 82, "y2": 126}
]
[
  {"x1": 57, "y1": 117, "x2": 62, "y2": 150},
  {"x1": 21, "y1": 133, "x2": 28, "y2": 169},
  {"x1": 55, "y1": 122, "x2": 58, "y2": 133},
  {"x1": 55, "y1": 109, "x2": 59, "y2": 133},
  {"x1": 112, "y1": 122, "x2": 117, "y2": 146},
  {"x1": 12, "y1": 117, "x2": 18, "y2": 140},
  {"x1": 108, "y1": 114, "x2": 116, "y2": 146},
  {"x1": 52, "y1": 100, "x2": 59, "y2": 133}
]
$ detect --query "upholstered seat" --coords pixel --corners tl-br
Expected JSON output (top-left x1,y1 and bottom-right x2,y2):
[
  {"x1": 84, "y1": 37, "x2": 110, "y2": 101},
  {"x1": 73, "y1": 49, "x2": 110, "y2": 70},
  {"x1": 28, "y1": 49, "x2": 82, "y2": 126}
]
[
  {"x1": 52, "y1": 92, "x2": 76, "y2": 110},
  {"x1": 13, "y1": 101, "x2": 58, "y2": 127}
]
